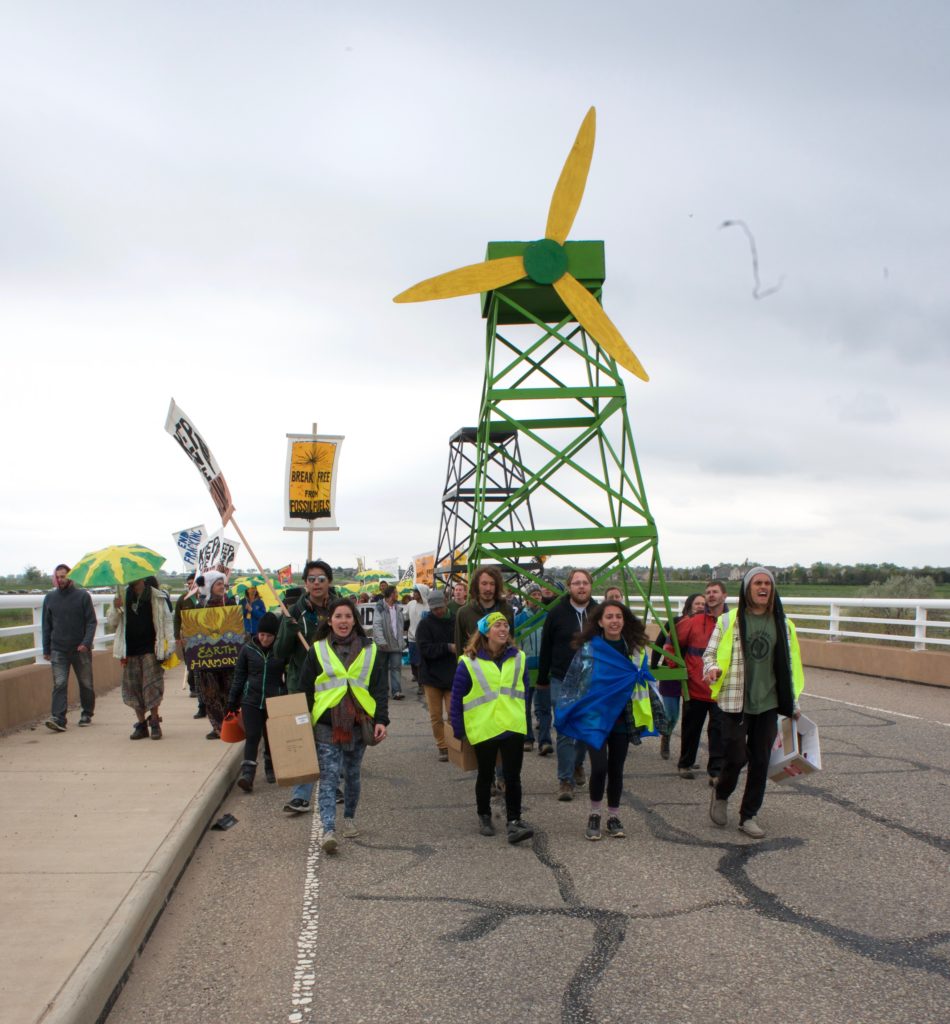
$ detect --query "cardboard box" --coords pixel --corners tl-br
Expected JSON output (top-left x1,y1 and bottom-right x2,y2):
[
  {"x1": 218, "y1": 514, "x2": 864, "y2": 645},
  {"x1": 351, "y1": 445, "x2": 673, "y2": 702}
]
[
  {"x1": 444, "y1": 729, "x2": 478, "y2": 772},
  {"x1": 769, "y1": 713, "x2": 822, "y2": 783},
  {"x1": 265, "y1": 693, "x2": 319, "y2": 786}
]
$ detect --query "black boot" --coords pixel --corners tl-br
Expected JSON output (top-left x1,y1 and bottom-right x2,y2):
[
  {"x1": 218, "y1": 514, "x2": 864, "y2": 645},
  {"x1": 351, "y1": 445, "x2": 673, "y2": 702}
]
[
  {"x1": 478, "y1": 814, "x2": 495, "y2": 836},
  {"x1": 237, "y1": 760, "x2": 257, "y2": 792},
  {"x1": 263, "y1": 753, "x2": 276, "y2": 784},
  {"x1": 660, "y1": 734, "x2": 670, "y2": 760}
]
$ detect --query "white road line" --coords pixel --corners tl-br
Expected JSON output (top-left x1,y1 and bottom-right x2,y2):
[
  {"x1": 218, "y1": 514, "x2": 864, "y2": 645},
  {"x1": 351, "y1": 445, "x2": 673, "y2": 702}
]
[
  {"x1": 804, "y1": 690, "x2": 950, "y2": 727},
  {"x1": 288, "y1": 809, "x2": 322, "y2": 1024}
]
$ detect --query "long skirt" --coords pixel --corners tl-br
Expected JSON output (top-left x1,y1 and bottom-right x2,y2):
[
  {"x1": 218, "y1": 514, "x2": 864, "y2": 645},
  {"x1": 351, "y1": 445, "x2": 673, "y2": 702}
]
[
  {"x1": 195, "y1": 669, "x2": 232, "y2": 732},
  {"x1": 122, "y1": 653, "x2": 165, "y2": 713}
]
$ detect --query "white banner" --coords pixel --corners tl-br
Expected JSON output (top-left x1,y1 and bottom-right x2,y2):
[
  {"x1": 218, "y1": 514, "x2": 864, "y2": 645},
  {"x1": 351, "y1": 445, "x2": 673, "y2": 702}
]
[
  {"x1": 378, "y1": 557, "x2": 399, "y2": 579},
  {"x1": 196, "y1": 529, "x2": 241, "y2": 573},
  {"x1": 172, "y1": 524, "x2": 207, "y2": 570},
  {"x1": 165, "y1": 398, "x2": 235, "y2": 524}
]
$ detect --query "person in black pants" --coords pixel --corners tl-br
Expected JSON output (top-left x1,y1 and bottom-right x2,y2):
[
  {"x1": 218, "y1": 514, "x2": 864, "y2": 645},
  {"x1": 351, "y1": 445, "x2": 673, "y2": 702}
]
[
  {"x1": 227, "y1": 613, "x2": 286, "y2": 792},
  {"x1": 558, "y1": 600, "x2": 650, "y2": 841}
]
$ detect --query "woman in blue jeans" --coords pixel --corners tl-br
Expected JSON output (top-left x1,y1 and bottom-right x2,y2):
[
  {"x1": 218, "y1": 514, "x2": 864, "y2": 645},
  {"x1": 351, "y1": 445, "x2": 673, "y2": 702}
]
[{"x1": 295, "y1": 598, "x2": 389, "y2": 853}]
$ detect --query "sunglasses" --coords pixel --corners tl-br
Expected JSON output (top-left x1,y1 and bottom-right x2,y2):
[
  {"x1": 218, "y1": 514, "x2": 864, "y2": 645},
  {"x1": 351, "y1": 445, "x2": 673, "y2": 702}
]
[{"x1": 306, "y1": 575, "x2": 328, "y2": 583}]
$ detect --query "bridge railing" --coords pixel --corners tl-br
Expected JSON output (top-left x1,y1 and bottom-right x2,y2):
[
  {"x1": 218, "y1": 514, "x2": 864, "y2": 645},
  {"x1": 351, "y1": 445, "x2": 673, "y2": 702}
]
[
  {"x1": 0, "y1": 593, "x2": 118, "y2": 667},
  {"x1": 612, "y1": 595, "x2": 950, "y2": 653},
  {"x1": 4, "y1": 592, "x2": 950, "y2": 666}
]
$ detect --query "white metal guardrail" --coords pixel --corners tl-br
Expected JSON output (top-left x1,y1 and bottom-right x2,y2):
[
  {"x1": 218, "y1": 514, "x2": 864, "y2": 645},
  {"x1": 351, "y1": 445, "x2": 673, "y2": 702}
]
[
  {"x1": 0, "y1": 593, "x2": 118, "y2": 666},
  {"x1": 3, "y1": 592, "x2": 949, "y2": 666}
]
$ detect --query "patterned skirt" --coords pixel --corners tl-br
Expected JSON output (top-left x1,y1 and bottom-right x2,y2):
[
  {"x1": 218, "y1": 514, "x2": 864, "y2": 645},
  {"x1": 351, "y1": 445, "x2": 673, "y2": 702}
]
[{"x1": 122, "y1": 653, "x2": 165, "y2": 712}]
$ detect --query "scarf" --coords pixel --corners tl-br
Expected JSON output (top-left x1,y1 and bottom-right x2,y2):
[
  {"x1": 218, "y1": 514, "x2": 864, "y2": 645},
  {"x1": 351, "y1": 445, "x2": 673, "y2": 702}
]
[{"x1": 328, "y1": 629, "x2": 369, "y2": 743}]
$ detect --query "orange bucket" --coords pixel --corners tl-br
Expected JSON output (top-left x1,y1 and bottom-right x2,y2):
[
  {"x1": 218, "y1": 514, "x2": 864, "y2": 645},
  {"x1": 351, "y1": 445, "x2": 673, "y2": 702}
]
[{"x1": 220, "y1": 711, "x2": 245, "y2": 743}]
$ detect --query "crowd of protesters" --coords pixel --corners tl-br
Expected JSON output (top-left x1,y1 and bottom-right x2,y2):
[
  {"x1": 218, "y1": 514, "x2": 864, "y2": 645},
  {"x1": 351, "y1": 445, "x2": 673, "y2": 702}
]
[{"x1": 40, "y1": 559, "x2": 803, "y2": 851}]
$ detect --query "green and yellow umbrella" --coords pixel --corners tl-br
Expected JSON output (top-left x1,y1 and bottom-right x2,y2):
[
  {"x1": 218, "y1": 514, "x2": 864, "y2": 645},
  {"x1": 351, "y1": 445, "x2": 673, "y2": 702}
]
[
  {"x1": 229, "y1": 574, "x2": 289, "y2": 611},
  {"x1": 69, "y1": 544, "x2": 166, "y2": 589},
  {"x1": 356, "y1": 569, "x2": 388, "y2": 581}
]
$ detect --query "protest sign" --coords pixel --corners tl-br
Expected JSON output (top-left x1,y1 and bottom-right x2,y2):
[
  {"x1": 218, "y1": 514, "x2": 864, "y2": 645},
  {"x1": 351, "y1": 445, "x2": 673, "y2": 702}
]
[
  {"x1": 414, "y1": 551, "x2": 435, "y2": 588},
  {"x1": 284, "y1": 434, "x2": 344, "y2": 531},
  {"x1": 172, "y1": 524, "x2": 207, "y2": 570},
  {"x1": 196, "y1": 530, "x2": 241, "y2": 573},
  {"x1": 165, "y1": 399, "x2": 235, "y2": 523},
  {"x1": 180, "y1": 606, "x2": 245, "y2": 672},
  {"x1": 378, "y1": 557, "x2": 399, "y2": 579},
  {"x1": 277, "y1": 564, "x2": 293, "y2": 585}
]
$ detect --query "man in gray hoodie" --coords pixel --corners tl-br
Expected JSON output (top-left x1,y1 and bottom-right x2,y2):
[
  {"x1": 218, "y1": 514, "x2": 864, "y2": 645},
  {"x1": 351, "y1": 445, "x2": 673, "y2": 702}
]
[{"x1": 42, "y1": 564, "x2": 97, "y2": 731}]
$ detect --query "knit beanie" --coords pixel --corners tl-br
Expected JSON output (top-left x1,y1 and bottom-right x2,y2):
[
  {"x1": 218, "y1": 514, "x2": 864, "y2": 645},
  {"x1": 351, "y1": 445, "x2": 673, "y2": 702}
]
[
  {"x1": 257, "y1": 612, "x2": 280, "y2": 635},
  {"x1": 742, "y1": 566, "x2": 775, "y2": 592}
]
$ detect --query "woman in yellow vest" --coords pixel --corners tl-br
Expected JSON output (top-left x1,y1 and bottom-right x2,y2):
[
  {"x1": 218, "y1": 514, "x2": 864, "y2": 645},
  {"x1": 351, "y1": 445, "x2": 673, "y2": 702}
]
[
  {"x1": 296, "y1": 598, "x2": 389, "y2": 854},
  {"x1": 703, "y1": 567, "x2": 804, "y2": 839},
  {"x1": 449, "y1": 612, "x2": 533, "y2": 844},
  {"x1": 556, "y1": 601, "x2": 653, "y2": 841}
]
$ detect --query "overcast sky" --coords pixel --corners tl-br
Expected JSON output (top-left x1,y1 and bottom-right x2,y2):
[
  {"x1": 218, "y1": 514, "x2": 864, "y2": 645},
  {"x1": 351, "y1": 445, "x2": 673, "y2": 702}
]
[{"x1": 2, "y1": 1, "x2": 948, "y2": 578}]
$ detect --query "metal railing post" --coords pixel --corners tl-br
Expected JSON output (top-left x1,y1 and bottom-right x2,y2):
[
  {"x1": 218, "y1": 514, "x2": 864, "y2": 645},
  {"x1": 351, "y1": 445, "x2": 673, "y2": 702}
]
[
  {"x1": 914, "y1": 606, "x2": 928, "y2": 652},
  {"x1": 828, "y1": 601, "x2": 840, "y2": 642}
]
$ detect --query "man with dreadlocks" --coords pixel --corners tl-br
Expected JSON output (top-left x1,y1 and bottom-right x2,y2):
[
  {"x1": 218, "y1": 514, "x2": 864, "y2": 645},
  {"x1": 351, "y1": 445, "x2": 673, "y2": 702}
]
[{"x1": 703, "y1": 566, "x2": 805, "y2": 838}]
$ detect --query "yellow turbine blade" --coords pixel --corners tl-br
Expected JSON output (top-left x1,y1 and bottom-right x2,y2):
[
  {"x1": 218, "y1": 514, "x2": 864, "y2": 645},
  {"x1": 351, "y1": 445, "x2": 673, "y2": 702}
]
[
  {"x1": 544, "y1": 107, "x2": 596, "y2": 245},
  {"x1": 553, "y1": 274, "x2": 649, "y2": 381},
  {"x1": 393, "y1": 255, "x2": 525, "y2": 303}
]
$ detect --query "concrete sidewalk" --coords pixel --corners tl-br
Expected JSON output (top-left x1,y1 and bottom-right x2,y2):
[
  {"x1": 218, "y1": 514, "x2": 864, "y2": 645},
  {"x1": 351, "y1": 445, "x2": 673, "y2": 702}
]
[{"x1": 0, "y1": 667, "x2": 242, "y2": 1024}]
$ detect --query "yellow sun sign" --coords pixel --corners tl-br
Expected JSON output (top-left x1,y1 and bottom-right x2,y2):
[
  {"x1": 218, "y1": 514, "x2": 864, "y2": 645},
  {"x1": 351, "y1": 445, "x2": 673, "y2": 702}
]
[{"x1": 284, "y1": 434, "x2": 344, "y2": 531}]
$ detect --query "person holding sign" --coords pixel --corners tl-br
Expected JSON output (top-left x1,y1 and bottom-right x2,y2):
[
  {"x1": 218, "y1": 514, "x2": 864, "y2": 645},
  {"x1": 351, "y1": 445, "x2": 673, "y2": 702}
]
[
  {"x1": 194, "y1": 571, "x2": 237, "y2": 739},
  {"x1": 295, "y1": 598, "x2": 389, "y2": 853}
]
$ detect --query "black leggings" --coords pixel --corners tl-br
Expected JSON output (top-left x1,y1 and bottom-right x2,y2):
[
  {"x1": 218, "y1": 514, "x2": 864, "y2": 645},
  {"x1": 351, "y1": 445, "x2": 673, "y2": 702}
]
[
  {"x1": 587, "y1": 730, "x2": 630, "y2": 807},
  {"x1": 240, "y1": 703, "x2": 272, "y2": 765},
  {"x1": 473, "y1": 733, "x2": 524, "y2": 821}
]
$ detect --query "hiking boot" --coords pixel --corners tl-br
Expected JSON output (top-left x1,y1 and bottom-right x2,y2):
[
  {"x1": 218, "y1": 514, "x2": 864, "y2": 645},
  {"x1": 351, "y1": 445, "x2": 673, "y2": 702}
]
[
  {"x1": 478, "y1": 814, "x2": 496, "y2": 837},
  {"x1": 205, "y1": 730, "x2": 219, "y2": 740},
  {"x1": 573, "y1": 764, "x2": 586, "y2": 787},
  {"x1": 341, "y1": 818, "x2": 360, "y2": 838},
  {"x1": 46, "y1": 718, "x2": 66, "y2": 733},
  {"x1": 586, "y1": 813, "x2": 602, "y2": 841},
  {"x1": 78, "y1": 713, "x2": 93, "y2": 727},
  {"x1": 130, "y1": 721, "x2": 149, "y2": 740},
  {"x1": 678, "y1": 767, "x2": 695, "y2": 780},
  {"x1": 709, "y1": 789, "x2": 728, "y2": 827},
  {"x1": 321, "y1": 831, "x2": 339, "y2": 854},
  {"x1": 237, "y1": 760, "x2": 256, "y2": 792},
  {"x1": 263, "y1": 758, "x2": 276, "y2": 784},
  {"x1": 606, "y1": 816, "x2": 626, "y2": 838},
  {"x1": 506, "y1": 819, "x2": 534, "y2": 845},
  {"x1": 438, "y1": 749, "x2": 449, "y2": 762},
  {"x1": 538, "y1": 743, "x2": 554, "y2": 756},
  {"x1": 659, "y1": 734, "x2": 670, "y2": 760},
  {"x1": 284, "y1": 798, "x2": 310, "y2": 815},
  {"x1": 523, "y1": 740, "x2": 535, "y2": 752},
  {"x1": 738, "y1": 817, "x2": 765, "y2": 838},
  {"x1": 193, "y1": 707, "x2": 207, "y2": 719},
  {"x1": 148, "y1": 715, "x2": 162, "y2": 740},
  {"x1": 558, "y1": 781, "x2": 574, "y2": 802}
]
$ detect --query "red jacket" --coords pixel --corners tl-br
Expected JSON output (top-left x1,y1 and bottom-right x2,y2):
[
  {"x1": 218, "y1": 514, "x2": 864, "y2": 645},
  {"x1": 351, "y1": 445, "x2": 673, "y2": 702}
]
[{"x1": 674, "y1": 612, "x2": 721, "y2": 700}]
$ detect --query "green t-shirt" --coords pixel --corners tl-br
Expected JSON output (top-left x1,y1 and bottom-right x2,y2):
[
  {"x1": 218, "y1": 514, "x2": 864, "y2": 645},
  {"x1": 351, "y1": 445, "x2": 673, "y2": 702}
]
[{"x1": 743, "y1": 612, "x2": 778, "y2": 713}]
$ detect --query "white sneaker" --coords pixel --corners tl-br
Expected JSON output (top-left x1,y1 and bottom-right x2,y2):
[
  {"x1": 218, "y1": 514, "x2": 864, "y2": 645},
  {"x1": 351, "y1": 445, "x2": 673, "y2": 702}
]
[
  {"x1": 738, "y1": 817, "x2": 765, "y2": 838},
  {"x1": 341, "y1": 818, "x2": 360, "y2": 839},
  {"x1": 321, "y1": 830, "x2": 338, "y2": 853}
]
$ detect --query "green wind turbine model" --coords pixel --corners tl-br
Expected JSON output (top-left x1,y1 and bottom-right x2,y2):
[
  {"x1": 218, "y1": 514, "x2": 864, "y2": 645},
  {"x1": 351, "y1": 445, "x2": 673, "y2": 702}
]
[{"x1": 395, "y1": 107, "x2": 684, "y2": 681}]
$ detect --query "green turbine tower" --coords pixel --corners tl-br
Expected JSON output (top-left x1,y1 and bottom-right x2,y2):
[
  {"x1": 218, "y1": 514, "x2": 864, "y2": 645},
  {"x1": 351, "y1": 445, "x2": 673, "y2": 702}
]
[{"x1": 395, "y1": 107, "x2": 685, "y2": 681}]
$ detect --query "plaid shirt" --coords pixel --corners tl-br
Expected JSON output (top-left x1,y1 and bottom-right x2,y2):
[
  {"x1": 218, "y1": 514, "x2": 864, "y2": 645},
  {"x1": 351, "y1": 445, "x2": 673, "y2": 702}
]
[{"x1": 703, "y1": 609, "x2": 801, "y2": 714}]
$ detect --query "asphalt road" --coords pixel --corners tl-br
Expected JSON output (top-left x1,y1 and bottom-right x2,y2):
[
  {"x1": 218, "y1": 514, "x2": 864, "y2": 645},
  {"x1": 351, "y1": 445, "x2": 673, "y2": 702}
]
[{"x1": 107, "y1": 669, "x2": 950, "y2": 1024}]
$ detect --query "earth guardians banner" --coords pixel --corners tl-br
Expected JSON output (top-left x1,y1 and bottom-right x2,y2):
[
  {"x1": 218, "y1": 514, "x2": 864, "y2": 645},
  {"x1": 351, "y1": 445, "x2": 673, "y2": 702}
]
[
  {"x1": 180, "y1": 606, "x2": 245, "y2": 672},
  {"x1": 283, "y1": 434, "x2": 344, "y2": 531}
]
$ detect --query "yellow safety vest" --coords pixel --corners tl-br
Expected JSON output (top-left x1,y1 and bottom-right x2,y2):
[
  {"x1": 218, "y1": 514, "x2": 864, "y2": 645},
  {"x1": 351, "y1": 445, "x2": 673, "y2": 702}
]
[
  {"x1": 460, "y1": 651, "x2": 527, "y2": 745},
  {"x1": 710, "y1": 609, "x2": 804, "y2": 701},
  {"x1": 310, "y1": 640, "x2": 377, "y2": 725},
  {"x1": 630, "y1": 654, "x2": 654, "y2": 732}
]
